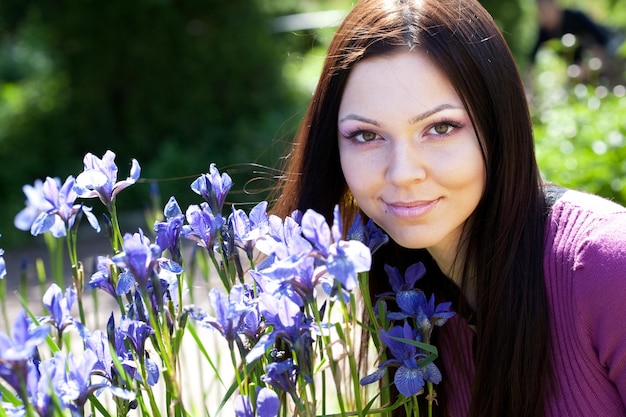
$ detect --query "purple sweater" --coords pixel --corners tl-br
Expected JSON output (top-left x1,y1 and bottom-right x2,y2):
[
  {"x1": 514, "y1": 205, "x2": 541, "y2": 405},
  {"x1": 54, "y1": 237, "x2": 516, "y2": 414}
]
[{"x1": 438, "y1": 190, "x2": 626, "y2": 416}]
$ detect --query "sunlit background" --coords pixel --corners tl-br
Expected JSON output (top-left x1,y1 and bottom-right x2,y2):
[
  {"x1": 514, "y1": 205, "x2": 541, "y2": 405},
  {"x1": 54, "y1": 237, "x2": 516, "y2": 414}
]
[{"x1": 0, "y1": 0, "x2": 625, "y2": 253}]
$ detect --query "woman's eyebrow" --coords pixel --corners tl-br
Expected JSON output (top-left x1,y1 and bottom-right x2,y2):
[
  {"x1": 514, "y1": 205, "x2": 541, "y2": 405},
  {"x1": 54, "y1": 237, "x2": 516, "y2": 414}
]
[
  {"x1": 408, "y1": 103, "x2": 463, "y2": 124},
  {"x1": 338, "y1": 114, "x2": 380, "y2": 126},
  {"x1": 339, "y1": 103, "x2": 463, "y2": 126}
]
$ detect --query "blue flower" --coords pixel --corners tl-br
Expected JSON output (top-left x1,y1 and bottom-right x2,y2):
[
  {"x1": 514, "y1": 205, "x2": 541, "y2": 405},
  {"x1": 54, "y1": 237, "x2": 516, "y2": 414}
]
[
  {"x1": 74, "y1": 150, "x2": 141, "y2": 210},
  {"x1": 384, "y1": 263, "x2": 428, "y2": 322},
  {"x1": 300, "y1": 208, "x2": 334, "y2": 258},
  {"x1": 0, "y1": 310, "x2": 50, "y2": 362},
  {"x1": 26, "y1": 353, "x2": 69, "y2": 415},
  {"x1": 82, "y1": 330, "x2": 140, "y2": 404},
  {"x1": 247, "y1": 293, "x2": 315, "y2": 382},
  {"x1": 419, "y1": 294, "x2": 455, "y2": 328},
  {"x1": 254, "y1": 212, "x2": 305, "y2": 262},
  {"x1": 0, "y1": 310, "x2": 50, "y2": 395},
  {"x1": 181, "y1": 202, "x2": 226, "y2": 250},
  {"x1": 30, "y1": 176, "x2": 100, "y2": 237},
  {"x1": 387, "y1": 262, "x2": 426, "y2": 293},
  {"x1": 64, "y1": 350, "x2": 99, "y2": 408},
  {"x1": 14, "y1": 178, "x2": 65, "y2": 236},
  {"x1": 0, "y1": 234, "x2": 5, "y2": 280},
  {"x1": 115, "y1": 316, "x2": 159, "y2": 386},
  {"x1": 190, "y1": 163, "x2": 233, "y2": 215},
  {"x1": 229, "y1": 201, "x2": 269, "y2": 260},
  {"x1": 301, "y1": 206, "x2": 371, "y2": 293},
  {"x1": 118, "y1": 317, "x2": 154, "y2": 358},
  {"x1": 58, "y1": 347, "x2": 137, "y2": 412},
  {"x1": 88, "y1": 256, "x2": 117, "y2": 297},
  {"x1": 251, "y1": 255, "x2": 318, "y2": 306},
  {"x1": 191, "y1": 285, "x2": 254, "y2": 344},
  {"x1": 325, "y1": 238, "x2": 371, "y2": 292},
  {"x1": 112, "y1": 230, "x2": 161, "y2": 290},
  {"x1": 261, "y1": 359, "x2": 299, "y2": 397},
  {"x1": 154, "y1": 196, "x2": 185, "y2": 263},
  {"x1": 346, "y1": 213, "x2": 389, "y2": 255},
  {"x1": 384, "y1": 263, "x2": 455, "y2": 338},
  {"x1": 360, "y1": 322, "x2": 442, "y2": 397},
  {"x1": 41, "y1": 283, "x2": 77, "y2": 333},
  {"x1": 85, "y1": 330, "x2": 114, "y2": 380},
  {"x1": 235, "y1": 387, "x2": 280, "y2": 417}
]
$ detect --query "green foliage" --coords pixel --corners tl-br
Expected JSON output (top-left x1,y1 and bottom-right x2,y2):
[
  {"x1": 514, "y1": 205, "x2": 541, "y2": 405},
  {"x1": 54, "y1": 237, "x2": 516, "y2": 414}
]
[
  {"x1": 532, "y1": 48, "x2": 626, "y2": 204},
  {"x1": 479, "y1": 0, "x2": 538, "y2": 67},
  {"x1": 0, "y1": 0, "x2": 308, "y2": 247},
  {"x1": 1, "y1": 0, "x2": 623, "y2": 248}
]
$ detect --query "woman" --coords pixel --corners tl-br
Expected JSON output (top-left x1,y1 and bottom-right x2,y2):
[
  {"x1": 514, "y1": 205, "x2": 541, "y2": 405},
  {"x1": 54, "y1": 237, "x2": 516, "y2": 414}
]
[{"x1": 272, "y1": 0, "x2": 626, "y2": 416}]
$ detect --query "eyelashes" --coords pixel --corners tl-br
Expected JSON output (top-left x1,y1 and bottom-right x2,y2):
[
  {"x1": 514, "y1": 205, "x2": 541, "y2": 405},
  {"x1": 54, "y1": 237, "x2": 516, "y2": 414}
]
[
  {"x1": 427, "y1": 120, "x2": 463, "y2": 136},
  {"x1": 340, "y1": 119, "x2": 464, "y2": 143},
  {"x1": 342, "y1": 130, "x2": 381, "y2": 143}
]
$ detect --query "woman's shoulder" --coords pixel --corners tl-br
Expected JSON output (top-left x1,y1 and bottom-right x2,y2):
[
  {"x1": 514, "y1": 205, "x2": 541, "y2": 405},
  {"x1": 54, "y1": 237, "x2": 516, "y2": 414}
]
[
  {"x1": 546, "y1": 190, "x2": 626, "y2": 406},
  {"x1": 547, "y1": 188, "x2": 626, "y2": 236},
  {"x1": 553, "y1": 188, "x2": 626, "y2": 216},
  {"x1": 546, "y1": 188, "x2": 626, "y2": 277}
]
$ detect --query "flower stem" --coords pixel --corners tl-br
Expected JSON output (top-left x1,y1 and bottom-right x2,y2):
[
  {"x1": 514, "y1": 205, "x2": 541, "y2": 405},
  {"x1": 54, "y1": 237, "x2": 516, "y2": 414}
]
[
  {"x1": 66, "y1": 225, "x2": 87, "y2": 325},
  {"x1": 109, "y1": 203, "x2": 124, "y2": 253}
]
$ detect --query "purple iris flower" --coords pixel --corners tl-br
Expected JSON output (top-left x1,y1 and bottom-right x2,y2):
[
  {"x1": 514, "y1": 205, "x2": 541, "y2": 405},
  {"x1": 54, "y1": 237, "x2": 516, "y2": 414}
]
[
  {"x1": 261, "y1": 359, "x2": 299, "y2": 397},
  {"x1": 114, "y1": 316, "x2": 159, "y2": 386},
  {"x1": 88, "y1": 256, "x2": 117, "y2": 297},
  {"x1": 413, "y1": 293, "x2": 455, "y2": 341},
  {"x1": 29, "y1": 176, "x2": 100, "y2": 238},
  {"x1": 26, "y1": 353, "x2": 69, "y2": 415},
  {"x1": 190, "y1": 163, "x2": 233, "y2": 215},
  {"x1": 85, "y1": 329, "x2": 114, "y2": 380},
  {"x1": 360, "y1": 322, "x2": 442, "y2": 397},
  {"x1": 41, "y1": 283, "x2": 76, "y2": 333},
  {"x1": 60, "y1": 345, "x2": 137, "y2": 411},
  {"x1": 14, "y1": 178, "x2": 64, "y2": 237},
  {"x1": 118, "y1": 317, "x2": 154, "y2": 356},
  {"x1": 0, "y1": 310, "x2": 50, "y2": 362},
  {"x1": 384, "y1": 263, "x2": 455, "y2": 337},
  {"x1": 154, "y1": 196, "x2": 185, "y2": 263},
  {"x1": 0, "y1": 310, "x2": 50, "y2": 394},
  {"x1": 300, "y1": 208, "x2": 334, "y2": 258},
  {"x1": 229, "y1": 201, "x2": 269, "y2": 260},
  {"x1": 0, "y1": 240, "x2": 5, "y2": 280},
  {"x1": 253, "y1": 212, "x2": 313, "y2": 284},
  {"x1": 181, "y1": 202, "x2": 226, "y2": 250},
  {"x1": 387, "y1": 262, "x2": 427, "y2": 293},
  {"x1": 74, "y1": 150, "x2": 141, "y2": 210},
  {"x1": 325, "y1": 238, "x2": 371, "y2": 292},
  {"x1": 384, "y1": 263, "x2": 427, "y2": 320},
  {"x1": 251, "y1": 255, "x2": 318, "y2": 306},
  {"x1": 234, "y1": 387, "x2": 280, "y2": 417},
  {"x1": 64, "y1": 350, "x2": 98, "y2": 408},
  {"x1": 112, "y1": 230, "x2": 161, "y2": 290},
  {"x1": 247, "y1": 293, "x2": 315, "y2": 382},
  {"x1": 191, "y1": 285, "x2": 254, "y2": 344},
  {"x1": 346, "y1": 213, "x2": 389, "y2": 255},
  {"x1": 302, "y1": 206, "x2": 371, "y2": 294},
  {"x1": 255, "y1": 212, "x2": 304, "y2": 262},
  {"x1": 240, "y1": 302, "x2": 262, "y2": 342}
]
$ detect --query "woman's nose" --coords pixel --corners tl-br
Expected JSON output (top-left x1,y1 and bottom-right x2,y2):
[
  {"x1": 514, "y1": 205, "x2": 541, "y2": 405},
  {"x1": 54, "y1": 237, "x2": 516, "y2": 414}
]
[{"x1": 385, "y1": 139, "x2": 427, "y2": 185}]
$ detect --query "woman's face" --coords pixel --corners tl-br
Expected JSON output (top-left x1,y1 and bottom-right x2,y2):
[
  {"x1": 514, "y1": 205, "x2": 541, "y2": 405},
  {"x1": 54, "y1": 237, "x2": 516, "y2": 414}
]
[{"x1": 338, "y1": 51, "x2": 486, "y2": 269}]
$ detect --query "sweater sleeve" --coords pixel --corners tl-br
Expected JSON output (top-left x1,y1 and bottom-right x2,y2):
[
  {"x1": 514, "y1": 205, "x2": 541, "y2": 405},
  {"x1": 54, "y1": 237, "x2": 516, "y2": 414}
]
[{"x1": 574, "y1": 211, "x2": 626, "y2": 402}]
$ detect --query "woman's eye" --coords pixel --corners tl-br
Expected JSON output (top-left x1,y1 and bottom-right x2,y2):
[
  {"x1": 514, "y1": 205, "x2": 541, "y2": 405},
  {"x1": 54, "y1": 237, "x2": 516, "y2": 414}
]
[
  {"x1": 428, "y1": 122, "x2": 459, "y2": 136},
  {"x1": 429, "y1": 123, "x2": 455, "y2": 136},
  {"x1": 352, "y1": 131, "x2": 379, "y2": 142}
]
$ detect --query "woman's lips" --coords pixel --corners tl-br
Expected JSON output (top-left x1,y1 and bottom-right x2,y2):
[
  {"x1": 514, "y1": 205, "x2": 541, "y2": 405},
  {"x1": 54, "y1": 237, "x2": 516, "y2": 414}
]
[{"x1": 384, "y1": 198, "x2": 440, "y2": 219}]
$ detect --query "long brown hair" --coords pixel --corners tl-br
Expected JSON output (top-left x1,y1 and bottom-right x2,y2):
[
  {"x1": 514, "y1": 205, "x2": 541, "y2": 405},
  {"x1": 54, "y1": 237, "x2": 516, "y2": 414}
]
[{"x1": 272, "y1": 0, "x2": 550, "y2": 416}]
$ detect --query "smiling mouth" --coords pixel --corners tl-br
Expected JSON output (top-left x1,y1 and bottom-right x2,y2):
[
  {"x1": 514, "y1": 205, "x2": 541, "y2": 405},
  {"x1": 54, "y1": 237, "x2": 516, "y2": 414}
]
[{"x1": 384, "y1": 198, "x2": 440, "y2": 218}]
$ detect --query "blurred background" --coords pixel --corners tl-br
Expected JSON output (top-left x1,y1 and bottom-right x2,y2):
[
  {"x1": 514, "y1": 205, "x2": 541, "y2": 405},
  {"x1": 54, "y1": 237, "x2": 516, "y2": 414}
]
[{"x1": 0, "y1": 0, "x2": 625, "y2": 251}]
